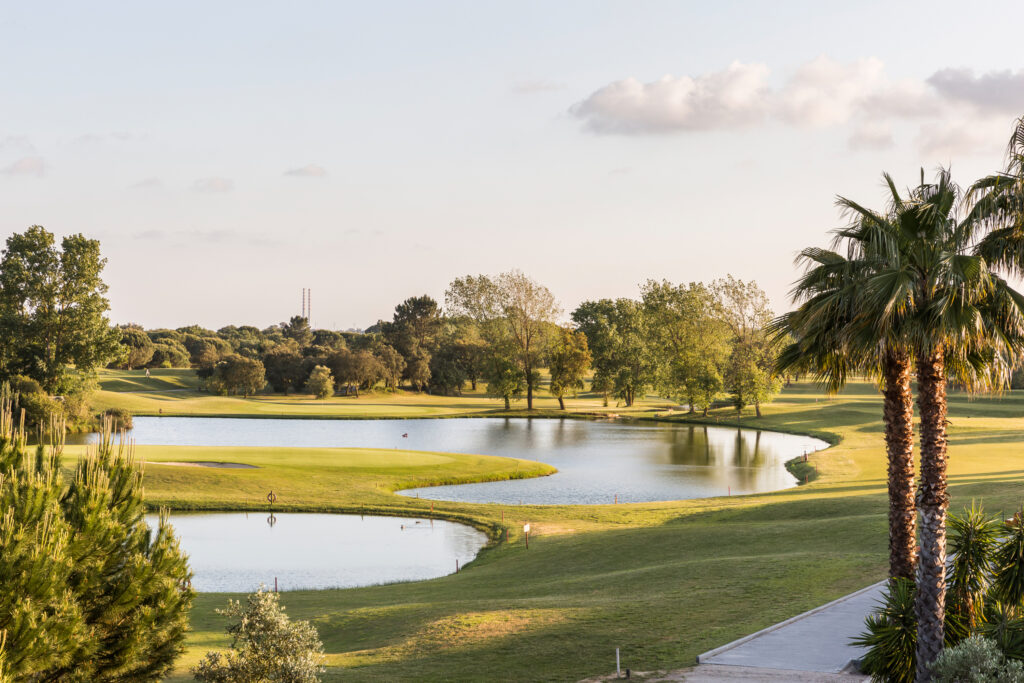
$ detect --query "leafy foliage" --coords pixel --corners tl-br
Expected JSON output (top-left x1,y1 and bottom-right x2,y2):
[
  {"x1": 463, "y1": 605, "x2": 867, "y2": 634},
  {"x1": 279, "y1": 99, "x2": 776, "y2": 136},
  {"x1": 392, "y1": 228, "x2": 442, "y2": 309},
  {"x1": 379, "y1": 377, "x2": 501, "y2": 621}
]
[
  {"x1": 0, "y1": 225, "x2": 122, "y2": 393},
  {"x1": 931, "y1": 636, "x2": 1024, "y2": 683},
  {"x1": 192, "y1": 588, "x2": 324, "y2": 683},
  {"x1": 304, "y1": 365, "x2": 334, "y2": 399}
]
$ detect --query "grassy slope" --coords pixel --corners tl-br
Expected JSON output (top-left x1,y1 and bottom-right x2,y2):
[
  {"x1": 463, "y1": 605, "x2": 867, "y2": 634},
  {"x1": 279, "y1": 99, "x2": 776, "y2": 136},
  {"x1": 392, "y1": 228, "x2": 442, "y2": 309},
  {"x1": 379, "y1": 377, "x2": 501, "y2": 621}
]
[{"x1": 88, "y1": 371, "x2": 1024, "y2": 681}]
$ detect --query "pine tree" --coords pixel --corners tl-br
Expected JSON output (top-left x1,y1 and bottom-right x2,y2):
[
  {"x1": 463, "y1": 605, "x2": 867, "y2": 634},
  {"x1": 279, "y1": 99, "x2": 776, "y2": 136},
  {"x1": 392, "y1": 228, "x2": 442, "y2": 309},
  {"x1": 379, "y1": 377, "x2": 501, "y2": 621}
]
[{"x1": 0, "y1": 401, "x2": 194, "y2": 680}]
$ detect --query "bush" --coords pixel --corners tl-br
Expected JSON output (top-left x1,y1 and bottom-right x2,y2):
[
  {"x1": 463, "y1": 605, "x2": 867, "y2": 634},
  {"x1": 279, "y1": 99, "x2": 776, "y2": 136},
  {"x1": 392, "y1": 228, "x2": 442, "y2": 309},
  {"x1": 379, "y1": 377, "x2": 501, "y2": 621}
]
[
  {"x1": 931, "y1": 636, "x2": 1024, "y2": 683},
  {"x1": 193, "y1": 587, "x2": 324, "y2": 683},
  {"x1": 305, "y1": 365, "x2": 334, "y2": 399},
  {"x1": 102, "y1": 407, "x2": 133, "y2": 431},
  {"x1": 856, "y1": 504, "x2": 1024, "y2": 680}
]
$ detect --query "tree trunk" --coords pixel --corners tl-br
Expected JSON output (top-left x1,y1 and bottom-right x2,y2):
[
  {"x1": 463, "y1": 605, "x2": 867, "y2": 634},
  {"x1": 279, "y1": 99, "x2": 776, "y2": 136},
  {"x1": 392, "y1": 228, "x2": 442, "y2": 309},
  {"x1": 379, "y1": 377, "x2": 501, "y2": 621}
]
[
  {"x1": 602, "y1": 393, "x2": 608, "y2": 407},
  {"x1": 471, "y1": 379, "x2": 477, "y2": 390},
  {"x1": 702, "y1": 406, "x2": 709, "y2": 417},
  {"x1": 504, "y1": 396, "x2": 511, "y2": 410},
  {"x1": 754, "y1": 401, "x2": 762, "y2": 417},
  {"x1": 558, "y1": 396, "x2": 565, "y2": 410},
  {"x1": 915, "y1": 350, "x2": 950, "y2": 682},
  {"x1": 883, "y1": 351, "x2": 917, "y2": 581}
]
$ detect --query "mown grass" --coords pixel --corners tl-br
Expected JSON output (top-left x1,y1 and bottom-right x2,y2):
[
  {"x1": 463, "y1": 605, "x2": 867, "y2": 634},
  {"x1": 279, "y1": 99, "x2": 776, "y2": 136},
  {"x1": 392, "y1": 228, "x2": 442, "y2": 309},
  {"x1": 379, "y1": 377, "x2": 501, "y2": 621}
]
[
  {"x1": 90, "y1": 368, "x2": 675, "y2": 419},
  {"x1": 82, "y1": 372, "x2": 1024, "y2": 681}
]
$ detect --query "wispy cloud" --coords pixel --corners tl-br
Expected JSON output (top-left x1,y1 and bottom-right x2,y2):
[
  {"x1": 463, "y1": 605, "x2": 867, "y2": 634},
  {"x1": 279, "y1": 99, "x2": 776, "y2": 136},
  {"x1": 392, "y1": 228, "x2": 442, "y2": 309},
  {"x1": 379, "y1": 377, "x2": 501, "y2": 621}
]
[
  {"x1": 284, "y1": 164, "x2": 327, "y2": 177},
  {"x1": 193, "y1": 177, "x2": 234, "y2": 193},
  {"x1": 2, "y1": 156, "x2": 47, "y2": 176}
]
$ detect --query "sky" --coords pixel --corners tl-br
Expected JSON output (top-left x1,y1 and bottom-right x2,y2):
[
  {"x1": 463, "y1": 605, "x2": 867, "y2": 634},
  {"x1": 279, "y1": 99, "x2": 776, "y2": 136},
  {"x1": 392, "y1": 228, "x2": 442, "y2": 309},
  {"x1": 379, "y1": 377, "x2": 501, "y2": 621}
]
[{"x1": 5, "y1": 1, "x2": 1024, "y2": 330}]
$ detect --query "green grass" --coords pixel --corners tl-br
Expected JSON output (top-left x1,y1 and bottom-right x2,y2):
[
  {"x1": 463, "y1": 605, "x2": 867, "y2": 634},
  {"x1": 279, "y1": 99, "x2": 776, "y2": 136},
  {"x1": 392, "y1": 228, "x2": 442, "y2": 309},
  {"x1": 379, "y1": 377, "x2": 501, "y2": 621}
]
[
  {"x1": 82, "y1": 372, "x2": 1024, "y2": 681},
  {"x1": 90, "y1": 368, "x2": 676, "y2": 419}
]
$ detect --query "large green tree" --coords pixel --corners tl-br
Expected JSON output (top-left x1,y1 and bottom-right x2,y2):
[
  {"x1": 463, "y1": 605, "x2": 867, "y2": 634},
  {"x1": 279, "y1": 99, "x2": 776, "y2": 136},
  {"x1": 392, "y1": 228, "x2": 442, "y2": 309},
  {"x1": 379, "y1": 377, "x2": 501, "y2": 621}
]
[
  {"x1": 447, "y1": 272, "x2": 559, "y2": 409},
  {"x1": 641, "y1": 280, "x2": 730, "y2": 415},
  {"x1": 0, "y1": 226, "x2": 122, "y2": 393},
  {"x1": 715, "y1": 276, "x2": 780, "y2": 417},
  {"x1": 548, "y1": 327, "x2": 591, "y2": 410},
  {"x1": 571, "y1": 298, "x2": 655, "y2": 407},
  {"x1": 382, "y1": 295, "x2": 441, "y2": 391}
]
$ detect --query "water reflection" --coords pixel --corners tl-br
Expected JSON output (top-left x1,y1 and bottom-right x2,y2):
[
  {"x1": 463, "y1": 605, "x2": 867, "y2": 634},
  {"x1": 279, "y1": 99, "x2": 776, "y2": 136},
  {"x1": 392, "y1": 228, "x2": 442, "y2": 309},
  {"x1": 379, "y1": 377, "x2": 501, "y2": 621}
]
[
  {"x1": 103, "y1": 416, "x2": 828, "y2": 505},
  {"x1": 149, "y1": 512, "x2": 487, "y2": 593}
]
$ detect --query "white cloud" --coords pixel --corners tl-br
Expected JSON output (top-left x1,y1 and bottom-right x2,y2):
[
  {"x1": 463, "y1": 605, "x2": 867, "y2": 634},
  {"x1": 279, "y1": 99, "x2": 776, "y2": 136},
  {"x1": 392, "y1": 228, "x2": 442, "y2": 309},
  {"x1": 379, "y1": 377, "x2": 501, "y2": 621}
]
[
  {"x1": 2, "y1": 156, "x2": 46, "y2": 176},
  {"x1": 571, "y1": 57, "x2": 1024, "y2": 159},
  {"x1": 927, "y1": 68, "x2": 1024, "y2": 113},
  {"x1": 569, "y1": 61, "x2": 770, "y2": 133},
  {"x1": 284, "y1": 164, "x2": 327, "y2": 177},
  {"x1": 193, "y1": 177, "x2": 233, "y2": 193},
  {"x1": 777, "y1": 56, "x2": 887, "y2": 126},
  {"x1": 131, "y1": 177, "x2": 162, "y2": 189}
]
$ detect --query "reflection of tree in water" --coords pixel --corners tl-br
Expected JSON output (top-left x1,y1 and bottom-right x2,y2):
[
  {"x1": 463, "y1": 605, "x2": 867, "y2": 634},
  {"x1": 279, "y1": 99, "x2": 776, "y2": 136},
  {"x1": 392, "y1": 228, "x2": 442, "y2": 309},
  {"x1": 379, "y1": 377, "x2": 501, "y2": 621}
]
[{"x1": 660, "y1": 426, "x2": 775, "y2": 489}]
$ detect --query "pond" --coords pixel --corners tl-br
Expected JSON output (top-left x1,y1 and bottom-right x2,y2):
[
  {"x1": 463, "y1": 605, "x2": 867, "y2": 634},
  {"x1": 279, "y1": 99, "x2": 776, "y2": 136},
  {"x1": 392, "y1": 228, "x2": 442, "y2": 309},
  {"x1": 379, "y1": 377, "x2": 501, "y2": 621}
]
[
  {"x1": 147, "y1": 512, "x2": 487, "y2": 592},
  {"x1": 104, "y1": 416, "x2": 827, "y2": 504}
]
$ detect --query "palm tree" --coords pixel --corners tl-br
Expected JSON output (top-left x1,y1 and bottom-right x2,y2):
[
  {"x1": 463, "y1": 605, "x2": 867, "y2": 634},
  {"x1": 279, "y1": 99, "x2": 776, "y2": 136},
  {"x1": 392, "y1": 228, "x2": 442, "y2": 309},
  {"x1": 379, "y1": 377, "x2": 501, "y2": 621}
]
[
  {"x1": 847, "y1": 169, "x2": 1024, "y2": 680},
  {"x1": 780, "y1": 168, "x2": 1024, "y2": 680},
  {"x1": 774, "y1": 185, "x2": 919, "y2": 582}
]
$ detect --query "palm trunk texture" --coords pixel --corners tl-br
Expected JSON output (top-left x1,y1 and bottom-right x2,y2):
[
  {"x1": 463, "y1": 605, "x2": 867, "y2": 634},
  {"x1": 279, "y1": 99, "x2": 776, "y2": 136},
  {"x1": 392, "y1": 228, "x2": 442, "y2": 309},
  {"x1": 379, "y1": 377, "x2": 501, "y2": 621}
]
[
  {"x1": 914, "y1": 350, "x2": 950, "y2": 682},
  {"x1": 883, "y1": 351, "x2": 917, "y2": 580}
]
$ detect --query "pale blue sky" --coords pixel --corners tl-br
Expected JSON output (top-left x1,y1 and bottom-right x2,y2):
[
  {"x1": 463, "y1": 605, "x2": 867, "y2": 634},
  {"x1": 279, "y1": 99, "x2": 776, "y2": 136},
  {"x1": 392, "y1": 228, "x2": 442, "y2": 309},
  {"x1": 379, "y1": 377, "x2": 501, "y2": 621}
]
[{"x1": 4, "y1": 1, "x2": 1024, "y2": 328}]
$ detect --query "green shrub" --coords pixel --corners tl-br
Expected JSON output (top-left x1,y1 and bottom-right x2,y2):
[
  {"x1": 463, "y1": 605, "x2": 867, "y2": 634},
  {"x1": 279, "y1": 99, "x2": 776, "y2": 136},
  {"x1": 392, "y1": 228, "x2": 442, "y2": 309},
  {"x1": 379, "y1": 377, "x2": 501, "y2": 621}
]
[
  {"x1": 101, "y1": 407, "x2": 133, "y2": 431},
  {"x1": 193, "y1": 587, "x2": 324, "y2": 683},
  {"x1": 931, "y1": 636, "x2": 1024, "y2": 683},
  {"x1": 857, "y1": 505, "x2": 1024, "y2": 680}
]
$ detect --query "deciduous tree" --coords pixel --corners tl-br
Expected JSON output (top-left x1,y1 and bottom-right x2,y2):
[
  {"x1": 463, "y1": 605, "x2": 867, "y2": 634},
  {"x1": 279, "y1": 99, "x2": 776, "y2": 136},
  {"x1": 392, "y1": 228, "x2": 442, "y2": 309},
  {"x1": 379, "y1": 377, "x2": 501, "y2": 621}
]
[
  {"x1": 0, "y1": 226, "x2": 121, "y2": 392},
  {"x1": 548, "y1": 327, "x2": 591, "y2": 410}
]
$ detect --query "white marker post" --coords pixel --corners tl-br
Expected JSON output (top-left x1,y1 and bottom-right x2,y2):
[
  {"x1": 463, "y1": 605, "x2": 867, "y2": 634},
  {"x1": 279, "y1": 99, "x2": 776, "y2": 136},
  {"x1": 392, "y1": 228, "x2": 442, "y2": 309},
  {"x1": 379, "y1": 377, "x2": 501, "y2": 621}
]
[
  {"x1": 616, "y1": 648, "x2": 620, "y2": 676},
  {"x1": 524, "y1": 523, "x2": 530, "y2": 549}
]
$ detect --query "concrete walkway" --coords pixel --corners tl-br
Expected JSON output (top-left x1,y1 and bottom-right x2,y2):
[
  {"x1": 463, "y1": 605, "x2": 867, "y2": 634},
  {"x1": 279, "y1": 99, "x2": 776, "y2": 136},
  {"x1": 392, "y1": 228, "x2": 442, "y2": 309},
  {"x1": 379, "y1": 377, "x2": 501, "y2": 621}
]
[{"x1": 694, "y1": 580, "x2": 885, "y2": 676}]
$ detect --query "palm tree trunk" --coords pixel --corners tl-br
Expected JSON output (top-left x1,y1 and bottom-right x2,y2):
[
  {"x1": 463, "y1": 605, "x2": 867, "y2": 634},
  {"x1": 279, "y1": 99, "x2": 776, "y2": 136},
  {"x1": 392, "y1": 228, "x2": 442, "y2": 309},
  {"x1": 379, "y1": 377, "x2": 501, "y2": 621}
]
[
  {"x1": 914, "y1": 350, "x2": 950, "y2": 682},
  {"x1": 883, "y1": 351, "x2": 917, "y2": 580}
]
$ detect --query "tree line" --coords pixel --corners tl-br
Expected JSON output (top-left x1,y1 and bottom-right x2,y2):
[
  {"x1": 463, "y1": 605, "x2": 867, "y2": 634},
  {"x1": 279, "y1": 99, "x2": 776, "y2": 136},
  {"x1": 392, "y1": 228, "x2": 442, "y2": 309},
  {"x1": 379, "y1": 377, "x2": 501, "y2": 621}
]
[{"x1": 107, "y1": 271, "x2": 783, "y2": 413}]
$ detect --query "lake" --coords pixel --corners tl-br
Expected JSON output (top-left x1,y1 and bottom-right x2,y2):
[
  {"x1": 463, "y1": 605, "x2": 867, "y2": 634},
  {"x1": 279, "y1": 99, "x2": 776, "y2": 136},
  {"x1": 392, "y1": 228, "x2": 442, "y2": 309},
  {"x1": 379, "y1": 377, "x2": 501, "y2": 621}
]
[
  {"x1": 148, "y1": 512, "x2": 487, "y2": 592},
  {"x1": 108, "y1": 416, "x2": 828, "y2": 504}
]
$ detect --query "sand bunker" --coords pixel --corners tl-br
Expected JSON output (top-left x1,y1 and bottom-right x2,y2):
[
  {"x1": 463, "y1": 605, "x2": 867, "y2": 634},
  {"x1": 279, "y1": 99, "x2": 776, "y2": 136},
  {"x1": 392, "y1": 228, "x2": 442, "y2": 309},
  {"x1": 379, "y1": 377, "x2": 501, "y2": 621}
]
[{"x1": 150, "y1": 461, "x2": 258, "y2": 469}]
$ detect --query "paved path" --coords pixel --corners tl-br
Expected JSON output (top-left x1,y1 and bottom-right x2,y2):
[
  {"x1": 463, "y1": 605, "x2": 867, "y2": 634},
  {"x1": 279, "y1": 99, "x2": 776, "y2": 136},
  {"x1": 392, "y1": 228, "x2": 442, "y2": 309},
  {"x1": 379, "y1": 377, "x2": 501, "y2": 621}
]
[{"x1": 695, "y1": 580, "x2": 885, "y2": 675}]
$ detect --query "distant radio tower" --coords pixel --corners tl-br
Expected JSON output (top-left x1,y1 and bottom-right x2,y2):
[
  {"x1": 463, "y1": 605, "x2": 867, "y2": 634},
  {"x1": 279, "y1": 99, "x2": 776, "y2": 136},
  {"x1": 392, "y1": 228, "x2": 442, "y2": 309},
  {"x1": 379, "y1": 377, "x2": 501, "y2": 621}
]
[{"x1": 301, "y1": 287, "x2": 311, "y2": 325}]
